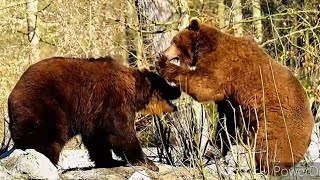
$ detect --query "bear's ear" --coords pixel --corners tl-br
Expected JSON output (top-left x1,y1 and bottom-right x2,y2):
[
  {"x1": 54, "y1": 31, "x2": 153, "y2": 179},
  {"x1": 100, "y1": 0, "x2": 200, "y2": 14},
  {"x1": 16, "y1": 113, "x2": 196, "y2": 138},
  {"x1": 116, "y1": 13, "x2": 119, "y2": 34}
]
[
  {"x1": 139, "y1": 65, "x2": 157, "y2": 73},
  {"x1": 189, "y1": 17, "x2": 201, "y2": 31},
  {"x1": 140, "y1": 69, "x2": 161, "y2": 92}
]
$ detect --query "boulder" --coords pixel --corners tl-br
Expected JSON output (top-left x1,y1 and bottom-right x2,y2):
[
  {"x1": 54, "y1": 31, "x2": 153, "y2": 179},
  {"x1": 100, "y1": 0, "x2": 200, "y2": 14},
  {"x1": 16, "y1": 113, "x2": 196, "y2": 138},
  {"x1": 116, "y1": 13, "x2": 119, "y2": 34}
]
[{"x1": 0, "y1": 148, "x2": 59, "y2": 180}]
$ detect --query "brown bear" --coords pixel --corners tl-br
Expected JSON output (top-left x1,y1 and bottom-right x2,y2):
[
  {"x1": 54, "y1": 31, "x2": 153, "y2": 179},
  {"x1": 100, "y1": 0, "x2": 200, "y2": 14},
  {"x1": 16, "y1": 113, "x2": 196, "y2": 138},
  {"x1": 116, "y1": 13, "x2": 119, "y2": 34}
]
[
  {"x1": 8, "y1": 56, "x2": 181, "y2": 171},
  {"x1": 156, "y1": 18, "x2": 314, "y2": 175}
]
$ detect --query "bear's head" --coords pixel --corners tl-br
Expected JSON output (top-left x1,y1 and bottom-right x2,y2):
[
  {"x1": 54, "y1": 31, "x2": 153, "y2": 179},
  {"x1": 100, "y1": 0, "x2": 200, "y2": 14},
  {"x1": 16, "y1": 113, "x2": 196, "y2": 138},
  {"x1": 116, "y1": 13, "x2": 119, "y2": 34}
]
[
  {"x1": 140, "y1": 68, "x2": 181, "y2": 116},
  {"x1": 163, "y1": 17, "x2": 215, "y2": 69}
]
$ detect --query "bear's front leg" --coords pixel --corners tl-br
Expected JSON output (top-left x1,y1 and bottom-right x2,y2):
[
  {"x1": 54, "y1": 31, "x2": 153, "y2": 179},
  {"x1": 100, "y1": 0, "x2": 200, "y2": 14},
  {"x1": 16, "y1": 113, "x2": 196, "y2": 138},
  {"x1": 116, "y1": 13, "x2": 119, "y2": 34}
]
[
  {"x1": 82, "y1": 133, "x2": 126, "y2": 168},
  {"x1": 156, "y1": 53, "x2": 226, "y2": 102},
  {"x1": 108, "y1": 114, "x2": 159, "y2": 171},
  {"x1": 156, "y1": 53, "x2": 185, "y2": 83},
  {"x1": 109, "y1": 131, "x2": 159, "y2": 171}
]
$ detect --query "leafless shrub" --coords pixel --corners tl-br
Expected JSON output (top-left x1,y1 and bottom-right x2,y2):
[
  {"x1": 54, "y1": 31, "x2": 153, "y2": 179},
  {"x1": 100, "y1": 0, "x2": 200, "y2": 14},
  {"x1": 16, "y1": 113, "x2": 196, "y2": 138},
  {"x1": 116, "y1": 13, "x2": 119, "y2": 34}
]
[{"x1": 0, "y1": 112, "x2": 12, "y2": 155}]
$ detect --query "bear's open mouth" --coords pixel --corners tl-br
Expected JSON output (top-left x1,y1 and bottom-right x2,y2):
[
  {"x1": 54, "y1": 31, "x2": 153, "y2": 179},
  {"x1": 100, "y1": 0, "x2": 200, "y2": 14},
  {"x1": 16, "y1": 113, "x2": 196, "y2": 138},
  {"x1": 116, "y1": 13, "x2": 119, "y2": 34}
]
[
  {"x1": 169, "y1": 57, "x2": 180, "y2": 66},
  {"x1": 168, "y1": 101, "x2": 178, "y2": 112},
  {"x1": 167, "y1": 81, "x2": 177, "y2": 87}
]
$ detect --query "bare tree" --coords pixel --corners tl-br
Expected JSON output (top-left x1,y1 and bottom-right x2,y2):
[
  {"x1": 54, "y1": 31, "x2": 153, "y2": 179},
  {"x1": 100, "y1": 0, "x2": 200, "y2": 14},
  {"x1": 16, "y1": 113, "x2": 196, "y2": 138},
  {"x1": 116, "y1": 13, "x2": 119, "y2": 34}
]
[
  {"x1": 233, "y1": 0, "x2": 243, "y2": 36},
  {"x1": 136, "y1": 0, "x2": 189, "y2": 65},
  {"x1": 125, "y1": 0, "x2": 144, "y2": 66},
  {"x1": 26, "y1": 0, "x2": 40, "y2": 63},
  {"x1": 217, "y1": 0, "x2": 225, "y2": 28},
  {"x1": 252, "y1": 0, "x2": 263, "y2": 42}
]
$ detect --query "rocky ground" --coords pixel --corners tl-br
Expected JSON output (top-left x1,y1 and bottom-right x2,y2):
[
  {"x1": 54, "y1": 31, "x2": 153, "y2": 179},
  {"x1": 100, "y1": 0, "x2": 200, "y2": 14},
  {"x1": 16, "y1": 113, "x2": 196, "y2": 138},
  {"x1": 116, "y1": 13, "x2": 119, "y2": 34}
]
[
  {"x1": 0, "y1": 123, "x2": 319, "y2": 180},
  {"x1": 0, "y1": 148, "x2": 204, "y2": 180}
]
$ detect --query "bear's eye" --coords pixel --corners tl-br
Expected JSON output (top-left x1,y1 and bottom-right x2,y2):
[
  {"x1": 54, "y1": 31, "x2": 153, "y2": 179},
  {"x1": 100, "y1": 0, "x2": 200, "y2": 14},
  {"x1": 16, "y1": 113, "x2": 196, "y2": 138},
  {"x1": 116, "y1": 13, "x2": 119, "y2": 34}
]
[{"x1": 172, "y1": 39, "x2": 177, "y2": 44}]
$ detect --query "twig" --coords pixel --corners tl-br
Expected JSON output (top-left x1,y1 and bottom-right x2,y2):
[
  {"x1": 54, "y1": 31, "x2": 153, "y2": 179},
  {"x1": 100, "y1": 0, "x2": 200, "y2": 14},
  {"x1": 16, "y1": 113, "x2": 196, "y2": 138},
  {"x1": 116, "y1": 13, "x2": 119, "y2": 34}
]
[
  {"x1": 108, "y1": 18, "x2": 175, "y2": 34},
  {"x1": 225, "y1": 10, "x2": 320, "y2": 28},
  {"x1": 17, "y1": 30, "x2": 56, "y2": 46},
  {"x1": 0, "y1": 0, "x2": 36, "y2": 11},
  {"x1": 261, "y1": 26, "x2": 320, "y2": 47},
  {"x1": 104, "y1": 35, "x2": 141, "y2": 64}
]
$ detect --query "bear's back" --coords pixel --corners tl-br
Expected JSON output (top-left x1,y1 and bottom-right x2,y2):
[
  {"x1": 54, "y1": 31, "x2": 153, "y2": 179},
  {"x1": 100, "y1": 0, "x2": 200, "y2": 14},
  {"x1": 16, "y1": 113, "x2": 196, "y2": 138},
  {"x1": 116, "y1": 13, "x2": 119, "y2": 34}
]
[
  {"x1": 9, "y1": 57, "x2": 148, "y2": 114},
  {"x1": 13, "y1": 57, "x2": 135, "y2": 91}
]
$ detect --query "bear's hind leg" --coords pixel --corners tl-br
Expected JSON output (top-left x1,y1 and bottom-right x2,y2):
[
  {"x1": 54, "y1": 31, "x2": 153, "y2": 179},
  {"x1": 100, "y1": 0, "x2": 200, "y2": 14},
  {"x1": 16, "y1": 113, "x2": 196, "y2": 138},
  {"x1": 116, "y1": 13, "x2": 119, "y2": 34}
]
[
  {"x1": 10, "y1": 99, "x2": 68, "y2": 165},
  {"x1": 34, "y1": 141, "x2": 66, "y2": 165},
  {"x1": 255, "y1": 137, "x2": 296, "y2": 176},
  {"x1": 13, "y1": 133, "x2": 66, "y2": 165}
]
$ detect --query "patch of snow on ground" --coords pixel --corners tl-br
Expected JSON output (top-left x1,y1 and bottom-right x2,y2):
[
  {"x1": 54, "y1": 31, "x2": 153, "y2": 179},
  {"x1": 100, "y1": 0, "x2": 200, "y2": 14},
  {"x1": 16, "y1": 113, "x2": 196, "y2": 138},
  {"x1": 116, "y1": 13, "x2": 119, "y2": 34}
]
[{"x1": 58, "y1": 149, "x2": 94, "y2": 170}]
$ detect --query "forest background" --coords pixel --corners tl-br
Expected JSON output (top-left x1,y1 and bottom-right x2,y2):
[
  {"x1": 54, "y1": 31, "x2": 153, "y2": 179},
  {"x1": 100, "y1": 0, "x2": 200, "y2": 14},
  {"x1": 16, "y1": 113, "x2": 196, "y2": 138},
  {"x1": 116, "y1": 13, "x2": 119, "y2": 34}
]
[{"x1": 0, "y1": 0, "x2": 319, "y2": 167}]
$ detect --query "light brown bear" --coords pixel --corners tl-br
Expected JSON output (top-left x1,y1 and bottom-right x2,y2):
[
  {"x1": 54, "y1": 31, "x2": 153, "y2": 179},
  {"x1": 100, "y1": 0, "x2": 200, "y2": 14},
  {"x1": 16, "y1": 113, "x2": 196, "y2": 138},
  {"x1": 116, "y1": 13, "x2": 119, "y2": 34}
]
[{"x1": 156, "y1": 18, "x2": 314, "y2": 176}]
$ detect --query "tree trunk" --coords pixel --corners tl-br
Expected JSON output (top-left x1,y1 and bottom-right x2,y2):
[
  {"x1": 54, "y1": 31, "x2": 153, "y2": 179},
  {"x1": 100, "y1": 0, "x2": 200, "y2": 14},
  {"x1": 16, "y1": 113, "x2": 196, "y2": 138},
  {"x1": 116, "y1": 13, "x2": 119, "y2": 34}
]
[
  {"x1": 125, "y1": 0, "x2": 144, "y2": 67},
  {"x1": 26, "y1": 0, "x2": 40, "y2": 64},
  {"x1": 233, "y1": 0, "x2": 243, "y2": 36},
  {"x1": 88, "y1": 1, "x2": 100, "y2": 58},
  {"x1": 217, "y1": 0, "x2": 225, "y2": 28},
  {"x1": 252, "y1": 0, "x2": 263, "y2": 42},
  {"x1": 136, "y1": 0, "x2": 189, "y2": 65}
]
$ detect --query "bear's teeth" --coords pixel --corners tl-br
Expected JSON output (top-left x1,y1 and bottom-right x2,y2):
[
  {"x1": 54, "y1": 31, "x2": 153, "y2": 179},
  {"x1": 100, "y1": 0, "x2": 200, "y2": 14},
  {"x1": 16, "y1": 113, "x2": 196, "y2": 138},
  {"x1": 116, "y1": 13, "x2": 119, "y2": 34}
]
[
  {"x1": 189, "y1": 66, "x2": 196, "y2": 70},
  {"x1": 168, "y1": 82, "x2": 177, "y2": 87}
]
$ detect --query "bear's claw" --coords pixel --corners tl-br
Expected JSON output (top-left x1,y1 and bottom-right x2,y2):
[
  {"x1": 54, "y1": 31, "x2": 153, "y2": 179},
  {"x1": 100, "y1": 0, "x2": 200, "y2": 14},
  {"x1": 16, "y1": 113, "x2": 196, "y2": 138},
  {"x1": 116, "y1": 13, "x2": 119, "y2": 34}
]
[{"x1": 134, "y1": 158, "x2": 159, "y2": 172}]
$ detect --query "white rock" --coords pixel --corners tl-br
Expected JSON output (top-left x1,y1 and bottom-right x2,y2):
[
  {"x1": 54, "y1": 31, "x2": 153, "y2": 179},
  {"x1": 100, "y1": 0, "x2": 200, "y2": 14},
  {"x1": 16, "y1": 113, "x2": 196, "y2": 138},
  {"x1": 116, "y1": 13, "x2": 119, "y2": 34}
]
[
  {"x1": 128, "y1": 170, "x2": 151, "y2": 180},
  {"x1": 0, "y1": 148, "x2": 59, "y2": 180}
]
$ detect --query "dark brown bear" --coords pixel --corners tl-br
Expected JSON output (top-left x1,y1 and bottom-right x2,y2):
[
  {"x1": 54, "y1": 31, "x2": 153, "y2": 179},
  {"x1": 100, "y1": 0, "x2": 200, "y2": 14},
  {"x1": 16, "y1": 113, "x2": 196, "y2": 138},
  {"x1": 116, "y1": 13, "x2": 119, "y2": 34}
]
[
  {"x1": 156, "y1": 18, "x2": 314, "y2": 175},
  {"x1": 8, "y1": 56, "x2": 181, "y2": 171}
]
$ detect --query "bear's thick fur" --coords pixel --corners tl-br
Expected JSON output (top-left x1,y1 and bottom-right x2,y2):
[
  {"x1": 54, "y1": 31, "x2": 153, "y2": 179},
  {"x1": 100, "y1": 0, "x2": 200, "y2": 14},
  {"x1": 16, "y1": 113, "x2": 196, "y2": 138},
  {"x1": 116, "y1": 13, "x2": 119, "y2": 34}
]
[
  {"x1": 8, "y1": 56, "x2": 181, "y2": 171},
  {"x1": 156, "y1": 18, "x2": 314, "y2": 175}
]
